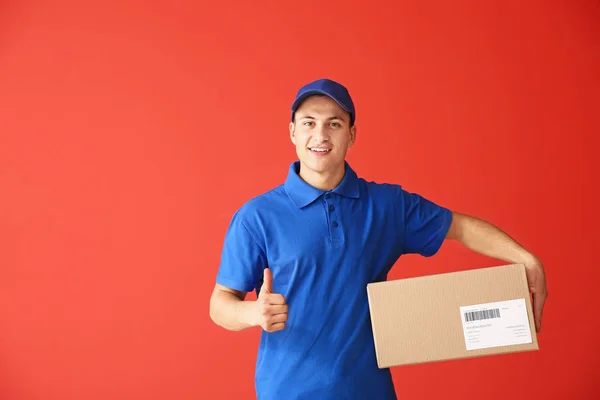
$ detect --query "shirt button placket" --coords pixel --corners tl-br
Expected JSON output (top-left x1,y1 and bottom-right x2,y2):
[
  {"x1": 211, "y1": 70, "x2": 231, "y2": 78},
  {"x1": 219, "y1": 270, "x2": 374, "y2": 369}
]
[{"x1": 326, "y1": 195, "x2": 343, "y2": 243}]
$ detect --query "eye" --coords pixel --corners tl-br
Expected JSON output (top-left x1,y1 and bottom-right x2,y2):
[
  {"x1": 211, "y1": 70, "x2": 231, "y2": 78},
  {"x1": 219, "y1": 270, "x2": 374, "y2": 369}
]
[
  {"x1": 330, "y1": 122, "x2": 342, "y2": 128},
  {"x1": 302, "y1": 121, "x2": 314, "y2": 126}
]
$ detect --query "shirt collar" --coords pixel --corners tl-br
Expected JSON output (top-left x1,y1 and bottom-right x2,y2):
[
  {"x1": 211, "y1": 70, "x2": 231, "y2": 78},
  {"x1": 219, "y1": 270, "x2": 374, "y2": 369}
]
[{"x1": 284, "y1": 161, "x2": 360, "y2": 209}]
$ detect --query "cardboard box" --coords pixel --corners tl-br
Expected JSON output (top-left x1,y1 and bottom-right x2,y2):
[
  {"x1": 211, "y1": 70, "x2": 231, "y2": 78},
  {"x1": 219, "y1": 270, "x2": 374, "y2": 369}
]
[{"x1": 366, "y1": 263, "x2": 539, "y2": 368}]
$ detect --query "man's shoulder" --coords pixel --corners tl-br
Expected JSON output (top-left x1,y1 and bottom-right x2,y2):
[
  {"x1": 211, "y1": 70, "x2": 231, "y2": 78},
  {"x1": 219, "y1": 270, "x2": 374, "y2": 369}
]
[
  {"x1": 357, "y1": 176, "x2": 405, "y2": 198},
  {"x1": 232, "y1": 184, "x2": 288, "y2": 222}
]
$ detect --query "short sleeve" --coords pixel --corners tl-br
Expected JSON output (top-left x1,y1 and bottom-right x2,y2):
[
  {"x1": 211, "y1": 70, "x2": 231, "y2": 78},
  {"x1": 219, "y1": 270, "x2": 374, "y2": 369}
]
[
  {"x1": 401, "y1": 190, "x2": 453, "y2": 257},
  {"x1": 215, "y1": 212, "x2": 267, "y2": 293}
]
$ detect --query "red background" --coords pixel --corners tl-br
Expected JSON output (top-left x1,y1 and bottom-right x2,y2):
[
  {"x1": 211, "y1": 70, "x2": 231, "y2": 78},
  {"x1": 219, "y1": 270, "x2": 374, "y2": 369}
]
[{"x1": 1, "y1": 1, "x2": 598, "y2": 399}]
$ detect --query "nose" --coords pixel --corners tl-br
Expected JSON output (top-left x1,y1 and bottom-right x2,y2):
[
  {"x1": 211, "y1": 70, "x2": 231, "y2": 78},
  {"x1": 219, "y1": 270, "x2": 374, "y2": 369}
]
[{"x1": 313, "y1": 123, "x2": 330, "y2": 142}]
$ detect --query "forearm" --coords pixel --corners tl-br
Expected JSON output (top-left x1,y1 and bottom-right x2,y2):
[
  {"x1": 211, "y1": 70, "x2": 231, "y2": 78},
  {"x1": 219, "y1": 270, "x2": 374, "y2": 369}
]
[
  {"x1": 449, "y1": 212, "x2": 538, "y2": 266},
  {"x1": 209, "y1": 290, "x2": 257, "y2": 332}
]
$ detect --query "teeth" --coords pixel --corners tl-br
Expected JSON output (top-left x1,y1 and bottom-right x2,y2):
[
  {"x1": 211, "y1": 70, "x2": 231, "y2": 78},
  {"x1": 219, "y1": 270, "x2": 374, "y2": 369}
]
[{"x1": 311, "y1": 148, "x2": 329, "y2": 152}]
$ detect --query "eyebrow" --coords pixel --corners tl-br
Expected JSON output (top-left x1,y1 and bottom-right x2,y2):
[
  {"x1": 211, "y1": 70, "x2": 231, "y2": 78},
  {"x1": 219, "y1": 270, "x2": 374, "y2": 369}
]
[{"x1": 298, "y1": 115, "x2": 347, "y2": 122}]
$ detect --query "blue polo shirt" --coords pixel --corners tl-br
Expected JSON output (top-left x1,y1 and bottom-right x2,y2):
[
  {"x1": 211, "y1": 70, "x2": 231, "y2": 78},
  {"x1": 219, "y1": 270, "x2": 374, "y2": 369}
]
[{"x1": 216, "y1": 161, "x2": 453, "y2": 400}]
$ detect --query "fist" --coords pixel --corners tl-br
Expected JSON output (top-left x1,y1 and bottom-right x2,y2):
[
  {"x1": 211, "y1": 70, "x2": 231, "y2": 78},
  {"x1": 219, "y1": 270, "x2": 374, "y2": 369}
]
[{"x1": 254, "y1": 268, "x2": 288, "y2": 332}]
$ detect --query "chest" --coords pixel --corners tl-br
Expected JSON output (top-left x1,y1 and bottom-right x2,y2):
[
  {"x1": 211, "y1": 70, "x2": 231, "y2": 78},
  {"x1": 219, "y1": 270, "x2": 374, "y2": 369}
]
[{"x1": 262, "y1": 194, "x2": 401, "y2": 294}]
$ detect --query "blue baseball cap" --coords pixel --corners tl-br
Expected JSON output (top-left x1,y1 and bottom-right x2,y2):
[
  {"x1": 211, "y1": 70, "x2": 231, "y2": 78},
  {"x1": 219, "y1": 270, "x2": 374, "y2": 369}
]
[{"x1": 291, "y1": 78, "x2": 356, "y2": 125}]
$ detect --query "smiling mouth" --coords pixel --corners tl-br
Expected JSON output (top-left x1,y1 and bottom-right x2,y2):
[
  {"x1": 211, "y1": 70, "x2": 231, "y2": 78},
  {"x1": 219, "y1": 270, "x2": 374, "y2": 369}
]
[{"x1": 308, "y1": 147, "x2": 331, "y2": 153}]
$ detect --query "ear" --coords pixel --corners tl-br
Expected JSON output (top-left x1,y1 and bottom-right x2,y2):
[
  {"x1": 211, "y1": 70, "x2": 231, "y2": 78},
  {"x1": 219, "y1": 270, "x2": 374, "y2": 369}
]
[
  {"x1": 289, "y1": 121, "x2": 297, "y2": 145},
  {"x1": 348, "y1": 125, "x2": 357, "y2": 148}
]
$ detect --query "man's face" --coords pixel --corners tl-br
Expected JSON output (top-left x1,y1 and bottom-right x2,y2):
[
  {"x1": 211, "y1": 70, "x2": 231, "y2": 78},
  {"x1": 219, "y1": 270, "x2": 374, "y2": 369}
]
[{"x1": 289, "y1": 95, "x2": 356, "y2": 177}]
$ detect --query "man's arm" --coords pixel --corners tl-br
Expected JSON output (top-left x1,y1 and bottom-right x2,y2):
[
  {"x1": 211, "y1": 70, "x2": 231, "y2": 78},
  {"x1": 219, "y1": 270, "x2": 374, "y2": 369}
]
[
  {"x1": 209, "y1": 284, "x2": 256, "y2": 331},
  {"x1": 445, "y1": 211, "x2": 548, "y2": 332},
  {"x1": 209, "y1": 269, "x2": 288, "y2": 332}
]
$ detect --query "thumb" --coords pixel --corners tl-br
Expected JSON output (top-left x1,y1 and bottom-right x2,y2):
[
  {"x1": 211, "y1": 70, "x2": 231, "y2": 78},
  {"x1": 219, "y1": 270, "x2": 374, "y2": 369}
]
[{"x1": 260, "y1": 268, "x2": 273, "y2": 295}]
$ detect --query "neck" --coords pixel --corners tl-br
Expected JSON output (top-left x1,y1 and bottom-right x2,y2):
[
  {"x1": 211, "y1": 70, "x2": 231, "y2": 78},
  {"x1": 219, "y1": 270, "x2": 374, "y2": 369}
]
[{"x1": 298, "y1": 163, "x2": 346, "y2": 191}]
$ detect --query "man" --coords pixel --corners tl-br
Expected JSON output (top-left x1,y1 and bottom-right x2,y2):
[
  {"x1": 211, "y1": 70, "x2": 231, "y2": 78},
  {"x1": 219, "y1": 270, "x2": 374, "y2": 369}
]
[{"x1": 209, "y1": 78, "x2": 547, "y2": 399}]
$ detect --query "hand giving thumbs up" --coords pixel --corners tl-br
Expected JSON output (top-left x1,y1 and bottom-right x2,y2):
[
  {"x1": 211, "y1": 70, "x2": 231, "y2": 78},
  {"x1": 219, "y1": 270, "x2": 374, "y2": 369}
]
[{"x1": 254, "y1": 268, "x2": 288, "y2": 333}]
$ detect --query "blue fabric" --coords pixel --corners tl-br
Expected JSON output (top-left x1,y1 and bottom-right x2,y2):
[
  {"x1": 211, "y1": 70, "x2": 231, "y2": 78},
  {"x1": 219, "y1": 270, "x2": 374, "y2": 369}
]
[{"x1": 216, "y1": 161, "x2": 453, "y2": 400}]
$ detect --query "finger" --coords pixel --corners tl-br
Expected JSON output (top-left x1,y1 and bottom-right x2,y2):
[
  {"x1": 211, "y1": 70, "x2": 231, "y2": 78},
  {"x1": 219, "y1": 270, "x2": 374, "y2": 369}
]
[
  {"x1": 265, "y1": 293, "x2": 286, "y2": 305},
  {"x1": 533, "y1": 292, "x2": 546, "y2": 332},
  {"x1": 268, "y1": 322, "x2": 286, "y2": 332},
  {"x1": 260, "y1": 268, "x2": 273, "y2": 295},
  {"x1": 268, "y1": 304, "x2": 288, "y2": 315},
  {"x1": 268, "y1": 313, "x2": 288, "y2": 324}
]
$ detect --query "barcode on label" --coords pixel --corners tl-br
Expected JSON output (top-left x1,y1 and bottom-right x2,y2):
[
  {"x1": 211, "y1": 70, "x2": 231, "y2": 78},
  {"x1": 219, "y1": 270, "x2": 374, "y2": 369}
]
[{"x1": 464, "y1": 308, "x2": 501, "y2": 322}]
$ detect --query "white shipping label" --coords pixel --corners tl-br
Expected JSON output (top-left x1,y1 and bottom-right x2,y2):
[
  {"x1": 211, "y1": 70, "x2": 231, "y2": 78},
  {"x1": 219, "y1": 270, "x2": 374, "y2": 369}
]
[{"x1": 459, "y1": 299, "x2": 533, "y2": 351}]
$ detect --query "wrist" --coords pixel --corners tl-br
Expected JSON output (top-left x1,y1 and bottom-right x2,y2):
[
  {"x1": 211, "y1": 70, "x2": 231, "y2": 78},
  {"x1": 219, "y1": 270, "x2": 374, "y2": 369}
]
[
  {"x1": 521, "y1": 252, "x2": 541, "y2": 268},
  {"x1": 239, "y1": 300, "x2": 259, "y2": 329}
]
